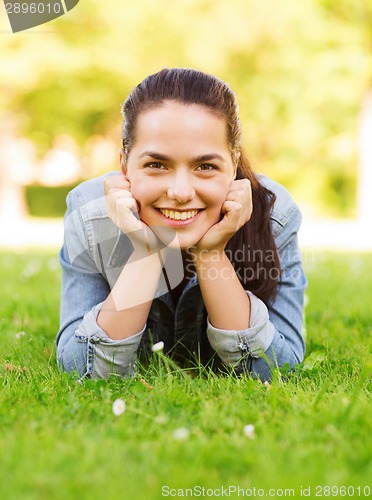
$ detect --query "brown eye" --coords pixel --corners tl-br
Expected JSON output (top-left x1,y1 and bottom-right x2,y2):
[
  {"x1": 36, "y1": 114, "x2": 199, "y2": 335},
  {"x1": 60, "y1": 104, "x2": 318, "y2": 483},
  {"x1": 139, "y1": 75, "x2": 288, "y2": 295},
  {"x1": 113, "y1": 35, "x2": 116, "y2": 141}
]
[
  {"x1": 196, "y1": 164, "x2": 217, "y2": 171},
  {"x1": 145, "y1": 162, "x2": 167, "y2": 170}
]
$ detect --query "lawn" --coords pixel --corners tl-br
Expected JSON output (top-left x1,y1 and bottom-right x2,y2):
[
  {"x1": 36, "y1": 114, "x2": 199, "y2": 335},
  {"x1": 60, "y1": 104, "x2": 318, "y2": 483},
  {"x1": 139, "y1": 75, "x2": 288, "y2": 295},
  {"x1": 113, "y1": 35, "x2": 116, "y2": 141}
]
[{"x1": 0, "y1": 250, "x2": 371, "y2": 499}]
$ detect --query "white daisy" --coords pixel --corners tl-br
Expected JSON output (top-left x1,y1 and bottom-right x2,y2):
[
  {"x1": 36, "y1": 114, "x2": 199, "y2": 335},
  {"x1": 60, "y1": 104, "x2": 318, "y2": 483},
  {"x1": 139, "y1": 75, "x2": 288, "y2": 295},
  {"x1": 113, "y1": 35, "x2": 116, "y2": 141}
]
[
  {"x1": 243, "y1": 424, "x2": 256, "y2": 439},
  {"x1": 112, "y1": 398, "x2": 126, "y2": 416},
  {"x1": 151, "y1": 341, "x2": 165, "y2": 353},
  {"x1": 173, "y1": 427, "x2": 190, "y2": 441}
]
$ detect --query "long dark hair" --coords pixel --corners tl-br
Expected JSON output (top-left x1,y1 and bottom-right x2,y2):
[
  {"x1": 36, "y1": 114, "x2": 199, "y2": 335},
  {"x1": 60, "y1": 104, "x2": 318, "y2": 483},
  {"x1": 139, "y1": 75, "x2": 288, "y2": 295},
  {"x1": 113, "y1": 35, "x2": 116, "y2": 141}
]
[{"x1": 121, "y1": 68, "x2": 280, "y2": 304}]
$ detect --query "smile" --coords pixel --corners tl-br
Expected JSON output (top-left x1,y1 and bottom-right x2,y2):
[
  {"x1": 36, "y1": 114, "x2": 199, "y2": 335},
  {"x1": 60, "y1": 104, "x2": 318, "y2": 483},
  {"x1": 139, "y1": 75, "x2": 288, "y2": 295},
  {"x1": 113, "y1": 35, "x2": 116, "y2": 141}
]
[{"x1": 159, "y1": 209, "x2": 200, "y2": 220}]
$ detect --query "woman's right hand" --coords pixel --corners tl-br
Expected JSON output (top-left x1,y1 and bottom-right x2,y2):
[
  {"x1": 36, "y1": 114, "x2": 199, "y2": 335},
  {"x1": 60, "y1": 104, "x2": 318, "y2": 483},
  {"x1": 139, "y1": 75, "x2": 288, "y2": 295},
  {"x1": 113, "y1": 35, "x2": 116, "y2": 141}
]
[{"x1": 104, "y1": 174, "x2": 159, "y2": 254}]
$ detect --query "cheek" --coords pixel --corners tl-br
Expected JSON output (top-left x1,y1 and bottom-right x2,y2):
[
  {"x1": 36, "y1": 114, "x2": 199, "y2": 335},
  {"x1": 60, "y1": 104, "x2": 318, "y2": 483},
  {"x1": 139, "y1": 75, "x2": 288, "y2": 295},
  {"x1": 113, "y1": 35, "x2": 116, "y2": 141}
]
[
  {"x1": 130, "y1": 185, "x2": 145, "y2": 204},
  {"x1": 203, "y1": 189, "x2": 229, "y2": 225},
  {"x1": 129, "y1": 174, "x2": 163, "y2": 204},
  {"x1": 128, "y1": 177, "x2": 152, "y2": 205},
  {"x1": 206, "y1": 184, "x2": 229, "y2": 209}
]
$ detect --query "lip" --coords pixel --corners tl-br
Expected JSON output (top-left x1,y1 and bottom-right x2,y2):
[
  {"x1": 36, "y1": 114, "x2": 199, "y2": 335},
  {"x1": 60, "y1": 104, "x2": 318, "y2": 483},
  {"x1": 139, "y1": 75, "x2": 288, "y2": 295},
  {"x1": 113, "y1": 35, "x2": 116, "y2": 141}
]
[{"x1": 155, "y1": 208, "x2": 204, "y2": 227}]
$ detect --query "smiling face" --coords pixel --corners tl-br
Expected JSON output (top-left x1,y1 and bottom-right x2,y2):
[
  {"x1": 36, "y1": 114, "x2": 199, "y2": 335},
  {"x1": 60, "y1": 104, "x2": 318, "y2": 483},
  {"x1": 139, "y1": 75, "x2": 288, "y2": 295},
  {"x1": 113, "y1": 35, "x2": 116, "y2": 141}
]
[{"x1": 121, "y1": 101, "x2": 236, "y2": 249}]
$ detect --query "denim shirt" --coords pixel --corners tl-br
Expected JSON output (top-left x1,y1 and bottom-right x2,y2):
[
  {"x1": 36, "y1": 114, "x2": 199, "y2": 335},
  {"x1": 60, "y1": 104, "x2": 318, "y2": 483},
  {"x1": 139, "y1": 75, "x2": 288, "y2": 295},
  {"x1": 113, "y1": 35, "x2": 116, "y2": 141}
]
[{"x1": 56, "y1": 171, "x2": 307, "y2": 381}]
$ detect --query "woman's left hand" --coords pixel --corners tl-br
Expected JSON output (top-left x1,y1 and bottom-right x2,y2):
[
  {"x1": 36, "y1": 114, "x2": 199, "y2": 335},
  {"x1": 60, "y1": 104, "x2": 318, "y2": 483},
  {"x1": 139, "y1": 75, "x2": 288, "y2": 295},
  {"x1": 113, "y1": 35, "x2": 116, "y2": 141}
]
[{"x1": 194, "y1": 179, "x2": 253, "y2": 253}]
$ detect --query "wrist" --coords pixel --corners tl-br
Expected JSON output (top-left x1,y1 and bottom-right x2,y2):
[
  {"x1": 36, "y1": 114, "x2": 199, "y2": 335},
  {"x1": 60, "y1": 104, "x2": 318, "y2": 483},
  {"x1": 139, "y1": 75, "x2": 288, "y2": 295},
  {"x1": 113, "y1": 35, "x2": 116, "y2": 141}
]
[
  {"x1": 190, "y1": 247, "x2": 226, "y2": 265},
  {"x1": 130, "y1": 241, "x2": 168, "y2": 260},
  {"x1": 191, "y1": 248, "x2": 236, "y2": 282},
  {"x1": 129, "y1": 227, "x2": 166, "y2": 256}
]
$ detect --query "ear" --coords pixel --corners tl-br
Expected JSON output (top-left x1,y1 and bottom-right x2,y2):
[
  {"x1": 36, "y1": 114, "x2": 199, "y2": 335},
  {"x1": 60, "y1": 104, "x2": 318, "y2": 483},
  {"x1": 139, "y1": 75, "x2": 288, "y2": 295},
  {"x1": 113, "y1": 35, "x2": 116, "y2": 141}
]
[
  {"x1": 119, "y1": 148, "x2": 127, "y2": 175},
  {"x1": 233, "y1": 151, "x2": 240, "y2": 179}
]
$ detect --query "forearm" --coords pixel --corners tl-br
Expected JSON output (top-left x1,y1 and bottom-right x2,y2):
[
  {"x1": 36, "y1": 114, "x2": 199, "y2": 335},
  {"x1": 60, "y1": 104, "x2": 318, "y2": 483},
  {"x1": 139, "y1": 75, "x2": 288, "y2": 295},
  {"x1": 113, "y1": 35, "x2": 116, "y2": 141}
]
[
  {"x1": 193, "y1": 251, "x2": 251, "y2": 330},
  {"x1": 97, "y1": 249, "x2": 165, "y2": 340}
]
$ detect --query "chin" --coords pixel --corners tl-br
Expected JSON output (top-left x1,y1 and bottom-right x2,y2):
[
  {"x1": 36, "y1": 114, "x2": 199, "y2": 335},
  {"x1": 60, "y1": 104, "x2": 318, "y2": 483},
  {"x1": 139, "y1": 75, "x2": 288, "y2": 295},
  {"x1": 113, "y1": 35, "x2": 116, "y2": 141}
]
[
  {"x1": 147, "y1": 226, "x2": 178, "y2": 248},
  {"x1": 160, "y1": 233, "x2": 198, "y2": 251},
  {"x1": 167, "y1": 236, "x2": 195, "y2": 250}
]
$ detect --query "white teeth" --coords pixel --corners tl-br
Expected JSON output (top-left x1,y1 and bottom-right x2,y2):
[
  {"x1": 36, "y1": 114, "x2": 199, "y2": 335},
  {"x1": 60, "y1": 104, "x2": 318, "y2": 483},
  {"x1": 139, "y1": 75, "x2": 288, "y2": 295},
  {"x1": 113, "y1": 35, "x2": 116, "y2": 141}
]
[{"x1": 159, "y1": 209, "x2": 199, "y2": 220}]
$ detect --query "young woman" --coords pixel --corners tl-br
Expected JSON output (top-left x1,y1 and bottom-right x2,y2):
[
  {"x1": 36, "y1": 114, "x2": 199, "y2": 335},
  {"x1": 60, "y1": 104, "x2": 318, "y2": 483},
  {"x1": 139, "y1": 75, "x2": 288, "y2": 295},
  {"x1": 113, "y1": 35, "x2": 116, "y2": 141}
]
[{"x1": 57, "y1": 68, "x2": 307, "y2": 381}]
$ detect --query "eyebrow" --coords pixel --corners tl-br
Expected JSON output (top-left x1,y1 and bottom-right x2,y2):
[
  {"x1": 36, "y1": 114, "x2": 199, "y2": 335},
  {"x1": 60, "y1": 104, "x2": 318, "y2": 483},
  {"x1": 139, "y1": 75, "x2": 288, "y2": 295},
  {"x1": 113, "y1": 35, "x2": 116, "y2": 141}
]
[{"x1": 138, "y1": 151, "x2": 226, "y2": 163}]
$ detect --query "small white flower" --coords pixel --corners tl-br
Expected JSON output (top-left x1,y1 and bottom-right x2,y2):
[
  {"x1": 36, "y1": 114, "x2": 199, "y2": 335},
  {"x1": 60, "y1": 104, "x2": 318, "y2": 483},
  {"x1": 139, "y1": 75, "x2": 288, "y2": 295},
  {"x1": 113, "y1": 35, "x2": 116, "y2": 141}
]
[
  {"x1": 151, "y1": 341, "x2": 164, "y2": 353},
  {"x1": 16, "y1": 331, "x2": 26, "y2": 339},
  {"x1": 173, "y1": 427, "x2": 190, "y2": 441},
  {"x1": 112, "y1": 398, "x2": 126, "y2": 416},
  {"x1": 243, "y1": 424, "x2": 256, "y2": 439},
  {"x1": 155, "y1": 415, "x2": 168, "y2": 425}
]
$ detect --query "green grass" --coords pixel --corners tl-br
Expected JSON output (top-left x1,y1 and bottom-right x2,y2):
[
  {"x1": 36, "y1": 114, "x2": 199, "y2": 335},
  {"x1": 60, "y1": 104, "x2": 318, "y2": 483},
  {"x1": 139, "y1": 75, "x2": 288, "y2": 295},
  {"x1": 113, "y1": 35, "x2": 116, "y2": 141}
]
[{"x1": 0, "y1": 250, "x2": 371, "y2": 499}]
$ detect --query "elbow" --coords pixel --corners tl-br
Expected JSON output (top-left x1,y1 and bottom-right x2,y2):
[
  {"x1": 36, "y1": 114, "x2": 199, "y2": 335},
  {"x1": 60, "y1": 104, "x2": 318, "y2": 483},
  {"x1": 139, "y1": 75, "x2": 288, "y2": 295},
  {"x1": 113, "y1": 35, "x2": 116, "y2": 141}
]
[
  {"x1": 56, "y1": 336, "x2": 88, "y2": 378},
  {"x1": 235, "y1": 333, "x2": 305, "y2": 382}
]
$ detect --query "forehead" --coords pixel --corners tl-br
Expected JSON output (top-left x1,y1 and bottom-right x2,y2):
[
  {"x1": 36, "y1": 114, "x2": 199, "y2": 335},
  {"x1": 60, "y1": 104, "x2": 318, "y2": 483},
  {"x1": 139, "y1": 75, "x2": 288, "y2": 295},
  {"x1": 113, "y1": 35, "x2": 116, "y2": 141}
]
[{"x1": 132, "y1": 101, "x2": 229, "y2": 151}]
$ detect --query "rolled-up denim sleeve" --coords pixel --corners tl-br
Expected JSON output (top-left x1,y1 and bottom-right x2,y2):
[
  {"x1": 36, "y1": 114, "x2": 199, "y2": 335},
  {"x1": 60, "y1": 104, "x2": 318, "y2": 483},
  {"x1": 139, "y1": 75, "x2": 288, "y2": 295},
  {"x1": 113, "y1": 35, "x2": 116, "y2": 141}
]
[
  {"x1": 59, "y1": 301, "x2": 146, "y2": 379},
  {"x1": 206, "y1": 291, "x2": 275, "y2": 364},
  {"x1": 207, "y1": 206, "x2": 307, "y2": 381}
]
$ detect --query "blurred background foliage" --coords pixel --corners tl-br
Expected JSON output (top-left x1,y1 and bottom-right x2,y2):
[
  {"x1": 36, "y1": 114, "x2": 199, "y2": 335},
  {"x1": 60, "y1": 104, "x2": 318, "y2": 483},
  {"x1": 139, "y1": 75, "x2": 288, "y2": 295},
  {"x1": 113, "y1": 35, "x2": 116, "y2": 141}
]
[{"x1": 1, "y1": 0, "x2": 372, "y2": 217}]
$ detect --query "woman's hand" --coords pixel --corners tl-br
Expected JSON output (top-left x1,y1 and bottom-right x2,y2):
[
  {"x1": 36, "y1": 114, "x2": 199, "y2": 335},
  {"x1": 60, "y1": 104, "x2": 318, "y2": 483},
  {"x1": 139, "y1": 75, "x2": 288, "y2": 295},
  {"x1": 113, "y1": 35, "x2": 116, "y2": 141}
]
[
  {"x1": 104, "y1": 174, "x2": 160, "y2": 254},
  {"x1": 194, "y1": 179, "x2": 253, "y2": 253}
]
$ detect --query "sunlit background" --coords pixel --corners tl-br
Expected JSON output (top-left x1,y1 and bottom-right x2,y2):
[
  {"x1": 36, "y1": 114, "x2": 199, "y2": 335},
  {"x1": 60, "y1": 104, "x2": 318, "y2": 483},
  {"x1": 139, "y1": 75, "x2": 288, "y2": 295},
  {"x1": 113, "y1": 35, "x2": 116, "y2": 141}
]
[{"x1": 1, "y1": 0, "x2": 371, "y2": 249}]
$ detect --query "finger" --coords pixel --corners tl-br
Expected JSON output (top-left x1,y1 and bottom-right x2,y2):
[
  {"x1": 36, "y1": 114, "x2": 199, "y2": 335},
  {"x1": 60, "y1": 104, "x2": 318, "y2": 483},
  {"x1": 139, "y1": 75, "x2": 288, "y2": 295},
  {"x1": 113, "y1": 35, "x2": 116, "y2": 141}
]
[
  {"x1": 223, "y1": 199, "x2": 252, "y2": 227},
  {"x1": 226, "y1": 186, "x2": 252, "y2": 204},
  {"x1": 227, "y1": 191, "x2": 252, "y2": 209},
  {"x1": 105, "y1": 191, "x2": 133, "y2": 225},
  {"x1": 115, "y1": 192, "x2": 142, "y2": 217},
  {"x1": 226, "y1": 191, "x2": 240, "y2": 202},
  {"x1": 218, "y1": 201, "x2": 243, "y2": 234},
  {"x1": 115, "y1": 198, "x2": 142, "y2": 233},
  {"x1": 116, "y1": 196, "x2": 139, "y2": 216},
  {"x1": 105, "y1": 190, "x2": 133, "y2": 221},
  {"x1": 221, "y1": 200, "x2": 242, "y2": 214},
  {"x1": 229, "y1": 178, "x2": 251, "y2": 190},
  {"x1": 104, "y1": 175, "x2": 131, "y2": 195},
  {"x1": 106, "y1": 189, "x2": 134, "y2": 201},
  {"x1": 228, "y1": 180, "x2": 251, "y2": 192}
]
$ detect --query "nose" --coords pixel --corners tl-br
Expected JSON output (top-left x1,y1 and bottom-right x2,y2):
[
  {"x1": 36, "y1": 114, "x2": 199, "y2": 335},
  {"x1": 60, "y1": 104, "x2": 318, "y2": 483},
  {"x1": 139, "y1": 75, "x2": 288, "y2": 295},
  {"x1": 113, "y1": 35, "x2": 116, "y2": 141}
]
[{"x1": 167, "y1": 169, "x2": 195, "y2": 203}]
